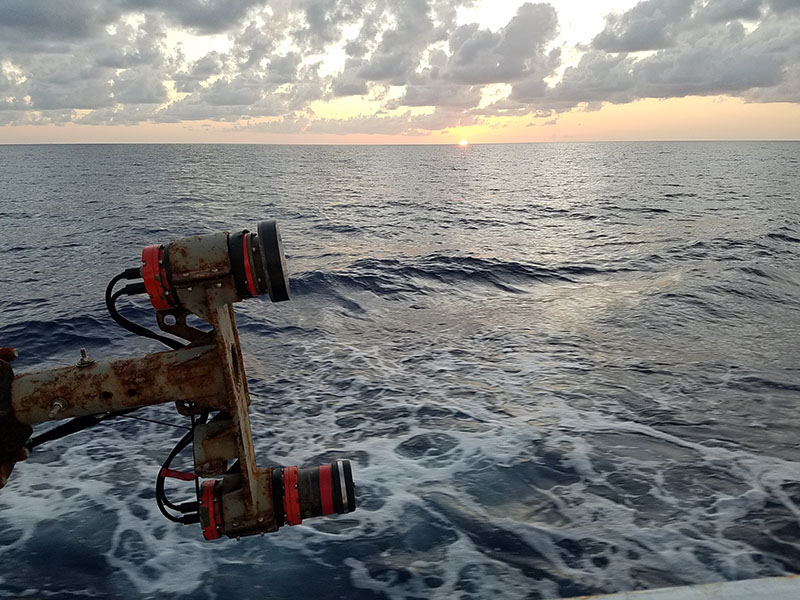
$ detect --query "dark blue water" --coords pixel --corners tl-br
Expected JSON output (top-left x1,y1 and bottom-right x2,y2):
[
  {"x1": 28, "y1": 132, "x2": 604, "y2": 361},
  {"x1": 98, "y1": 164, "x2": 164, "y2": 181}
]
[{"x1": 0, "y1": 142, "x2": 798, "y2": 599}]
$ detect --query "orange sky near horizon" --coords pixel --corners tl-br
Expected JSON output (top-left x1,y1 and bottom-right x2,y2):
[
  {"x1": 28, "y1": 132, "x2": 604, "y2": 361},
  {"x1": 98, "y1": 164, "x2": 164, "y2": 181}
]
[{"x1": 1, "y1": 96, "x2": 798, "y2": 145}]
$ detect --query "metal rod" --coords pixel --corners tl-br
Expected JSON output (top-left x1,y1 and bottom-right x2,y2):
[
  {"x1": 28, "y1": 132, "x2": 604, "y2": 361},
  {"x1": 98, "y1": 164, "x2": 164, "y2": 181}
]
[{"x1": 11, "y1": 344, "x2": 226, "y2": 425}]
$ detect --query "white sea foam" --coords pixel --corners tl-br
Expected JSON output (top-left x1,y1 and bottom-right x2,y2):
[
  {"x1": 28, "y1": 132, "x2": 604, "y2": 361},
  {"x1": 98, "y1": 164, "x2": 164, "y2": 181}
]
[{"x1": 1, "y1": 142, "x2": 799, "y2": 598}]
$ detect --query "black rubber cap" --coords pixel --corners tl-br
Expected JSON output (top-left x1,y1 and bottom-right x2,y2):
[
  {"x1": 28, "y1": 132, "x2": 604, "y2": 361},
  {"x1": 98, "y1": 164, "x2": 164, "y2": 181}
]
[{"x1": 257, "y1": 220, "x2": 290, "y2": 302}]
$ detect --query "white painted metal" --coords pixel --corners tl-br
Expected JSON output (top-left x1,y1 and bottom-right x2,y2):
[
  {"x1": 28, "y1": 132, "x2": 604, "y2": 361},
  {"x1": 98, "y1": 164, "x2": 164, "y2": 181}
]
[{"x1": 562, "y1": 575, "x2": 800, "y2": 600}]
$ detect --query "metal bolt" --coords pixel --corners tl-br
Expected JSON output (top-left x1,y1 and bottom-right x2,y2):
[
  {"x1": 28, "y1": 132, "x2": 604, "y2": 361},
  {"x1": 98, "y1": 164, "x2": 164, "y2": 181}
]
[
  {"x1": 48, "y1": 398, "x2": 67, "y2": 419},
  {"x1": 257, "y1": 517, "x2": 264, "y2": 523},
  {"x1": 216, "y1": 282, "x2": 222, "y2": 288},
  {"x1": 187, "y1": 286, "x2": 193, "y2": 291},
  {"x1": 76, "y1": 348, "x2": 94, "y2": 368},
  {"x1": 232, "y1": 522, "x2": 239, "y2": 527}
]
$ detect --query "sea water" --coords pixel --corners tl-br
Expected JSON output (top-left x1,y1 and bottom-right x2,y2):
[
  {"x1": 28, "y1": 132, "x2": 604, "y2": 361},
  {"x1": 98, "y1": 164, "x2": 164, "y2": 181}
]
[{"x1": 0, "y1": 142, "x2": 798, "y2": 599}]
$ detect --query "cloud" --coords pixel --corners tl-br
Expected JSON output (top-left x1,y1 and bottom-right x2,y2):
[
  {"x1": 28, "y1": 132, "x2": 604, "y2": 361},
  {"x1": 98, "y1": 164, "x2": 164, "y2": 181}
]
[
  {"x1": 393, "y1": 84, "x2": 483, "y2": 108},
  {"x1": 174, "y1": 52, "x2": 225, "y2": 93},
  {"x1": 693, "y1": 0, "x2": 764, "y2": 25},
  {"x1": 548, "y1": 51, "x2": 637, "y2": 106},
  {"x1": 113, "y1": 69, "x2": 169, "y2": 104},
  {"x1": 0, "y1": 0, "x2": 798, "y2": 134},
  {"x1": 0, "y1": 0, "x2": 116, "y2": 42},
  {"x1": 122, "y1": 0, "x2": 266, "y2": 35},
  {"x1": 550, "y1": 1, "x2": 800, "y2": 108},
  {"x1": 470, "y1": 97, "x2": 551, "y2": 118},
  {"x1": 292, "y1": 0, "x2": 366, "y2": 51},
  {"x1": 236, "y1": 112, "x2": 313, "y2": 133},
  {"x1": 331, "y1": 59, "x2": 370, "y2": 96},
  {"x1": 365, "y1": 2, "x2": 561, "y2": 109},
  {"x1": 307, "y1": 107, "x2": 477, "y2": 135},
  {"x1": 0, "y1": 12, "x2": 175, "y2": 115},
  {"x1": 592, "y1": 0, "x2": 694, "y2": 52},
  {"x1": 354, "y1": 0, "x2": 443, "y2": 85},
  {"x1": 767, "y1": 0, "x2": 800, "y2": 14},
  {"x1": 445, "y1": 3, "x2": 559, "y2": 85}
]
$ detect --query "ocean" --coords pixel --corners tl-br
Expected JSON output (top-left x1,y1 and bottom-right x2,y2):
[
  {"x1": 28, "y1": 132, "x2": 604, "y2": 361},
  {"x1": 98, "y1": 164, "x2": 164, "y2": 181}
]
[{"x1": 0, "y1": 142, "x2": 798, "y2": 599}]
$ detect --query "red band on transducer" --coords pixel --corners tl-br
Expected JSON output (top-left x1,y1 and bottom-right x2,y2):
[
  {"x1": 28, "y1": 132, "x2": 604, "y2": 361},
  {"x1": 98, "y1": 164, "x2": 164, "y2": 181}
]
[
  {"x1": 200, "y1": 480, "x2": 223, "y2": 540},
  {"x1": 141, "y1": 244, "x2": 173, "y2": 310},
  {"x1": 283, "y1": 466, "x2": 302, "y2": 525},
  {"x1": 242, "y1": 234, "x2": 258, "y2": 297},
  {"x1": 319, "y1": 464, "x2": 334, "y2": 515}
]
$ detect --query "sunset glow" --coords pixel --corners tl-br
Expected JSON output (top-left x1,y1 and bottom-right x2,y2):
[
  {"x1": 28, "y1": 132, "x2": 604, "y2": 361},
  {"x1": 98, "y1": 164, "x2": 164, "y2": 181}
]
[{"x1": 459, "y1": 139, "x2": 469, "y2": 147}]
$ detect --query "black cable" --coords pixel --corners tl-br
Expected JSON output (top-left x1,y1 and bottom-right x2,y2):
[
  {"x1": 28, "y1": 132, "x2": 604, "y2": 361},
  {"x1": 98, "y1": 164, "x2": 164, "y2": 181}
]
[
  {"x1": 25, "y1": 408, "x2": 139, "y2": 452},
  {"x1": 155, "y1": 428, "x2": 200, "y2": 524},
  {"x1": 115, "y1": 413, "x2": 190, "y2": 430},
  {"x1": 25, "y1": 271, "x2": 186, "y2": 451},
  {"x1": 28, "y1": 270, "x2": 202, "y2": 526},
  {"x1": 105, "y1": 274, "x2": 185, "y2": 351}
]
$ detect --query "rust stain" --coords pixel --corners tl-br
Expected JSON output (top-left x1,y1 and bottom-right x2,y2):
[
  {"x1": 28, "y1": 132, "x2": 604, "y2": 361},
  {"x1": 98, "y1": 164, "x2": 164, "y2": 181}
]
[
  {"x1": 11, "y1": 346, "x2": 227, "y2": 424},
  {"x1": 8, "y1": 264, "x2": 283, "y2": 538},
  {"x1": 168, "y1": 236, "x2": 231, "y2": 285}
]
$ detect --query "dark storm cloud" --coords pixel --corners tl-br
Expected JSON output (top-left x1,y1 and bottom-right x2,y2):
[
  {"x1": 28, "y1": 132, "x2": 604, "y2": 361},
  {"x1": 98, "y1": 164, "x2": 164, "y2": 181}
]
[{"x1": 0, "y1": 0, "x2": 798, "y2": 132}]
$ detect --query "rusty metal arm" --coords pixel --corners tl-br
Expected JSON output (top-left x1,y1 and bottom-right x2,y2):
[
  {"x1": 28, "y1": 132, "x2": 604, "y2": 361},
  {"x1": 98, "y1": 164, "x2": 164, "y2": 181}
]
[
  {"x1": 0, "y1": 221, "x2": 355, "y2": 541},
  {"x1": 10, "y1": 343, "x2": 224, "y2": 425}
]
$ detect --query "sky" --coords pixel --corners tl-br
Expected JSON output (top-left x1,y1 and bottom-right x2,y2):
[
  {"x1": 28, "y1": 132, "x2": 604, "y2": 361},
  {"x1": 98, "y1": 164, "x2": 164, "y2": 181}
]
[{"x1": 0, "y1": 0, "x2": 799, "y2": 144}]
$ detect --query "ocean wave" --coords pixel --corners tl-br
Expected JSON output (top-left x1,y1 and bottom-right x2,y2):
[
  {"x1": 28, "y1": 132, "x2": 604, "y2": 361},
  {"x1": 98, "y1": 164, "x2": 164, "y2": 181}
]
[{"x1": 290, "y1": 254, "x2": 629, "y2": 299}]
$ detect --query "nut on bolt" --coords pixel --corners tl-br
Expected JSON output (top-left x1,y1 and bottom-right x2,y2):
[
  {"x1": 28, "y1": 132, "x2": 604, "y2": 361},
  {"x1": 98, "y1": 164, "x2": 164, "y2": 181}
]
[
  {"x1": 48, "y1": 398, "x2": 68, "y2": 419},
  {"x1": 76, "y1": 348, "x2": 94, "y2": 368}
]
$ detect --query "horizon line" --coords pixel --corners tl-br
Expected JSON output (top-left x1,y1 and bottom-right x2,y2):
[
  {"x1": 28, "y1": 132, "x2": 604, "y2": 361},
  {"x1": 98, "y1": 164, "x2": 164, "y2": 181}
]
[{"x1": 1, "y1": 138, "x2": 799, "y2": 146}]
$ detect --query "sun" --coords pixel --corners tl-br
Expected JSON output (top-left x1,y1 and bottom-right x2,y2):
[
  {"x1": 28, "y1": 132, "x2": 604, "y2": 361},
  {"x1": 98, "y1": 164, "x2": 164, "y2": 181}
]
[{"x1": 459, "y1": 139, "x2": 468, "y2": 147}]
